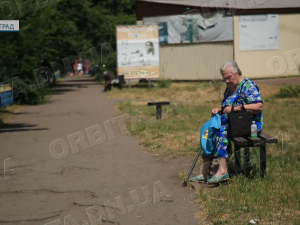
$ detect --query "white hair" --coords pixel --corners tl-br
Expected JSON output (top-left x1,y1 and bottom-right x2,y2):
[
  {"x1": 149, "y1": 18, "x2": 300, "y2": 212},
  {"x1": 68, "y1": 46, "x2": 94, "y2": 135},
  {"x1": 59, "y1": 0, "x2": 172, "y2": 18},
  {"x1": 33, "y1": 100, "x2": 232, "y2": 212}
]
[{"x1": 220, "y1": 61, "x2": 242, "y2": 76}]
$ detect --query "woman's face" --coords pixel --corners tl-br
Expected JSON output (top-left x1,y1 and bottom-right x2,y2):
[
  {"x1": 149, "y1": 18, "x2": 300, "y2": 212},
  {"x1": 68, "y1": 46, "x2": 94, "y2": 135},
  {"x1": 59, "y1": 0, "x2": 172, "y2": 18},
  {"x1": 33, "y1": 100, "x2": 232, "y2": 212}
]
[{"x1": 221, "y1": 66, "x2": 240, "y2": 86}]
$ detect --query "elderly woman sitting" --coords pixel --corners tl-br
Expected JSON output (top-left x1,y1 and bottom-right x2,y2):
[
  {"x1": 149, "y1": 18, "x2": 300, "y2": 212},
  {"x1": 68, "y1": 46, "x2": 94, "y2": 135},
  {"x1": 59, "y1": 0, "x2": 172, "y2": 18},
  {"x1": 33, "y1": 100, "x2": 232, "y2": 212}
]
[{"x1": 191, "y1": 61, "x2": 263, "y2": 184}]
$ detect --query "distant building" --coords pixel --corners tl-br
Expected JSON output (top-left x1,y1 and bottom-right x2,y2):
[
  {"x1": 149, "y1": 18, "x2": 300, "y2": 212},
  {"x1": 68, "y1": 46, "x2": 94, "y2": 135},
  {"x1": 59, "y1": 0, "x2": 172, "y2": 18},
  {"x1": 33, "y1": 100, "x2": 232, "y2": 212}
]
[{"x1": 137, "y1": 0, "x2": 300, "y2": 80}]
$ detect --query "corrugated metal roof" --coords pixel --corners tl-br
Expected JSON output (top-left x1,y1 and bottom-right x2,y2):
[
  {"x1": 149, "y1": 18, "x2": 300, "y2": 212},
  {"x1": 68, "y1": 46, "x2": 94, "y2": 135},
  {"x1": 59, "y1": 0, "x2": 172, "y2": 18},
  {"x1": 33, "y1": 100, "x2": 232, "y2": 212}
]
[{"x1": 138, "y1": 0, "x2": 300, "y2": 9}]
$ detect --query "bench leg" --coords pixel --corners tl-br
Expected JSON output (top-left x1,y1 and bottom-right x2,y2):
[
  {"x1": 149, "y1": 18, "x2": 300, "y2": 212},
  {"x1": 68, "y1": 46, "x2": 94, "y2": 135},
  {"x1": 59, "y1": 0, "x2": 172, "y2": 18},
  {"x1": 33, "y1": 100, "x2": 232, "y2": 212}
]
[
  {"x1": 156, "y1": 105, "x2": 162, "y2": 120},
  {"x1": 234, "y1": 145, "x2": 242, "y2": 175},
  {"x1": 260, "y1": 143, "x2": 267, "y2": 178},
  {"x1": 244, "y1": 147, "x2": 251, "y2": 177}
]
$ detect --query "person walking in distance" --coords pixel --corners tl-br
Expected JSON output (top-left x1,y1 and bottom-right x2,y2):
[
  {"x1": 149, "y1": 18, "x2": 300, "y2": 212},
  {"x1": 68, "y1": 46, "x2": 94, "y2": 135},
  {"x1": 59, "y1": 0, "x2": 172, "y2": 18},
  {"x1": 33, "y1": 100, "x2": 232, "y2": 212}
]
[
  {"x1": 103, "y1": 71, "x2": 113, "y2": 92},
  {"x1": 68, "y1": 61, "x2": 75, "y2": 78},
  {"x1": 76, "y1": 62, "x2": 83, "y2": 78}
]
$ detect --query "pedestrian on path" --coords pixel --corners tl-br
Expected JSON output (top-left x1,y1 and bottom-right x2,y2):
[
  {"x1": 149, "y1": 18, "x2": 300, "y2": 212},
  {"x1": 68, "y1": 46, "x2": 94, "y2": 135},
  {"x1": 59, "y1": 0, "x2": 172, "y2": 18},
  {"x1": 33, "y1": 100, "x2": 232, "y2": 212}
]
[
  {"x1": 77, "y1": 62, "x2": 83, "y2": 78},
  {"x1": 103, "y1": 71, "x2": 113, "y2": 92}
]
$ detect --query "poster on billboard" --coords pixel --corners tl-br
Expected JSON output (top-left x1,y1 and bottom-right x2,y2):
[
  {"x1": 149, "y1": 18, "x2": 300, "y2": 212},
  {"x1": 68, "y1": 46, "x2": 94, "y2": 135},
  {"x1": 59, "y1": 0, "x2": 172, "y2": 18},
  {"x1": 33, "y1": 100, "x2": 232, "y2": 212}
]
[
  {"x1": 143, "y1": 11, "x2": 233, "y2": 44},
  {"x1": 158, "y1": 22, "x2": 168, "y2": 44},
  {"x1": 117, "y1": 25, "x2": 160, "y2": 79},
  {"x1": 239, "y1": 14, "x2": 279, "y2": 51}
]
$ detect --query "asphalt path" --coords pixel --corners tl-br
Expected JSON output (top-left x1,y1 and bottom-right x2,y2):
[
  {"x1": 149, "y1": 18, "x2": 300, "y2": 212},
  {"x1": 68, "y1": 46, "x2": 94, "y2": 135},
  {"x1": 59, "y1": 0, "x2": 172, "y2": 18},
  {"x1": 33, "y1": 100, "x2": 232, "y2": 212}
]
[{"x1": 0, "y1": 77, "x2": 199, "y2": 225}]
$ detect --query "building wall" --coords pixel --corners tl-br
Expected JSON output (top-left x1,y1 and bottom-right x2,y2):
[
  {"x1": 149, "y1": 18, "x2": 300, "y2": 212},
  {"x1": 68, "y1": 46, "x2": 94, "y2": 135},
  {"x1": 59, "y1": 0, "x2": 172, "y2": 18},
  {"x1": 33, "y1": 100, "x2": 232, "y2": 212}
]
[
  {"x1": 136, "y1": 1, "x2": 220, "y2": 20},
  {"x1": 234, "y1": 13, "x2": 300, "y2": 78},
  {"x1": 159, "y1": 42, "x2": 234, "y2": 80}
]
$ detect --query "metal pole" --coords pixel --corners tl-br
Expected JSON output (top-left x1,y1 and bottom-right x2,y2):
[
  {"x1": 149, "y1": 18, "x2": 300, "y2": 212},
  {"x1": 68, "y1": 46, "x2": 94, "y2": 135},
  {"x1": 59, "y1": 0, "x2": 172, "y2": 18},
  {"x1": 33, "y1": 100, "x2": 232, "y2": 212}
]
[
  {"x1": 156, "y1": 105, "x2": 162, "y2": 120},
  {"x1": 128, "y1": 79, "x2": 131, "y2": 88},
  {"x1": 148, "y1": 79, "x2": 151, "y2": 89},
  {"x1": 182, "y1": 148, "x2": 202, "y2": 187}
]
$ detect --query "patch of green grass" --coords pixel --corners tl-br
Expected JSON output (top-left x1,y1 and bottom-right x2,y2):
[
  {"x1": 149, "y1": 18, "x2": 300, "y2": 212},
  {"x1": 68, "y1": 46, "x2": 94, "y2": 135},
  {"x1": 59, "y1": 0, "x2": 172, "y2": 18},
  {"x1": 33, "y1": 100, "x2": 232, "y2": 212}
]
[
  {"x1": 157, "y1": 79, "x2": 172, "y2": 88},
  {"x1": 197, "y1": 150, "x2": 300, "y2": 224},
  {"x1": 116, "y1": 83, "x2": 300, "y2": 225},
  {"x1": 274, "y1": 85, "x2": 300, "y2": 98},
  {"x1": 194, "y1": 98, "x2": 300, "y2": 225},
  {"x1": 118, "y1": 100, "x2": 212, "y2": 157},
  {"x1": 178, "y1": 170, "x2": 192, "y2": 188},
  {"x1": 0, "y1": 104, "x2": 26, "y2": 125}
]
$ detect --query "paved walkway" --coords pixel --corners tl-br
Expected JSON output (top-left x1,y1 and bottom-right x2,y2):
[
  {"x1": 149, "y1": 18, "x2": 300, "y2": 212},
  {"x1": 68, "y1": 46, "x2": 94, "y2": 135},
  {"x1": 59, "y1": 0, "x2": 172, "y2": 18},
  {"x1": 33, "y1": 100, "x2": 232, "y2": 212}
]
[{"x1": 0, "y1": 77, "x2": 199, "y2": 225}]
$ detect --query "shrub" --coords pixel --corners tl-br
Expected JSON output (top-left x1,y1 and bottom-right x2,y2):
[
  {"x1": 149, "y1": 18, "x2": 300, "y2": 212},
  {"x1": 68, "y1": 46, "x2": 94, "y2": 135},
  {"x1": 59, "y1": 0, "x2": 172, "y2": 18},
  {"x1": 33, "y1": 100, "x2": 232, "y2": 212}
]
[
  {"x1": 275, "y1": 85, "x2": 300, "y2": 98},
  {"x1": 158, "y1": 79, "x2": 172, "y2": 88},
  {"x1": 12, "y1": 78, "x2": 51, "y2": 105}
]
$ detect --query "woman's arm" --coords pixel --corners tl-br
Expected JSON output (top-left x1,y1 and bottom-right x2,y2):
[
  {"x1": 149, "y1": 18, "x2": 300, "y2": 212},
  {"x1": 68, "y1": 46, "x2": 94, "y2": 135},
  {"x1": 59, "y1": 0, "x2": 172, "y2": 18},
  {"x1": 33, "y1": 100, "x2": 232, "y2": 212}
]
[
  {"x1": 234, "y1": 102, "x2": 263, "y2": 115},
  {"x1": 223, "y1": 103, "x2": 263, "y2": 114}
]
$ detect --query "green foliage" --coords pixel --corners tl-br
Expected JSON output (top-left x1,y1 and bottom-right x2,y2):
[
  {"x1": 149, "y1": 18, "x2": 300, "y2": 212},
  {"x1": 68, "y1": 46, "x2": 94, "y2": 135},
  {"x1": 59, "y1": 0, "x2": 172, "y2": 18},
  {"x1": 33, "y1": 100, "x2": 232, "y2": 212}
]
[
  {"x1": 0, "y1": 0, "x2": 136, "y2": 105},
  {"x1": 275, "y1": 85, "x2": 300, "y2": 98},
  {"x1": 158, "y1": 79, "x2": 172, "y2": 88},
  {"x1": 11, "y1": 77, "x2": 52, "y2": 105}
]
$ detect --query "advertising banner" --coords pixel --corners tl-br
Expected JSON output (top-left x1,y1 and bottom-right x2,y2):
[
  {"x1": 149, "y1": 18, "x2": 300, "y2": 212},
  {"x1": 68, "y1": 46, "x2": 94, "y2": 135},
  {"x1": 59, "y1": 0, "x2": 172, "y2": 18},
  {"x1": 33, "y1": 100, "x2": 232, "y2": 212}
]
[
  {"x1": 239, "y1": 14, "x2": 279, "y2": 51},
  {"x1": 158, "y1": 22, "x2": 168, "y2": 44},
  {"x1": 143, "y1": 11, "x2": 233, "y2": 44},
  {"x1": 117, "y1": 25, "x2": 160, "y2": 79}
]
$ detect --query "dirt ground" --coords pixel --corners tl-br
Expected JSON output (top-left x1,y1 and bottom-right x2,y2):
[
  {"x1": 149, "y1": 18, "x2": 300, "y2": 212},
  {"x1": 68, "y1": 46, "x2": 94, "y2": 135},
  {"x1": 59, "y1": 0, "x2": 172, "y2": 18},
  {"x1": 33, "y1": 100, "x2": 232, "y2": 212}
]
[{"x1": 0, "y1": 77, "x2": 200, "y2": 225}]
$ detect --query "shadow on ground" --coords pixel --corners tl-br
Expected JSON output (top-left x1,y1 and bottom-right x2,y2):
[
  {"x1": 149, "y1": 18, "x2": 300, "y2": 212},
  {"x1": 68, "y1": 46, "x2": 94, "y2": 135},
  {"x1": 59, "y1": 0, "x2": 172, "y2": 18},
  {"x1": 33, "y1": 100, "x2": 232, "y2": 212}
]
[
  {"x1": 50, "y1": 77, "x2": 99, "y2": 94},
  {"x1": 0, "y1": 111, "x2": 40, "y2": 115},
  {"x1": 52, "y1": 84, "x2": 98, "y2": 88},
  {"x1": 0, "y1": 123, "x2": 48, "y2": 133},
  {"x1": 51, "y1": 88, "x2": 78, "y2": 95},
  {"x1": 63, "y1": 77, "x2": 98, "y2": 83},
  {"x1": 0, "y1": 77, "x2": 99, "y2": 133},
  {"x1": 123, "y1": 84, "x2": 155, "y2": 88}
]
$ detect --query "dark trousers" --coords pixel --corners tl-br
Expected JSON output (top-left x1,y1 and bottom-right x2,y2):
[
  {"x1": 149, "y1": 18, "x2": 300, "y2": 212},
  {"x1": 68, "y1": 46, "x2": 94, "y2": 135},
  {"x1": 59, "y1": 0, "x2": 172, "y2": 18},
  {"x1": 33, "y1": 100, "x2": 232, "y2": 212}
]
[{"x1": 104, "y1": 83, "x2": 111, "y2": 92}]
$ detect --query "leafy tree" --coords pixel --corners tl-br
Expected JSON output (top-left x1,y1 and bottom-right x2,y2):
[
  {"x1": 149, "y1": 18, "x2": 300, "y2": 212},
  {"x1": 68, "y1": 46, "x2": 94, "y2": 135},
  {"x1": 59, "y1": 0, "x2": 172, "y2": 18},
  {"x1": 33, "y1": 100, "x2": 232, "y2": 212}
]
[{"x1": 0, "y1": 0, "x2": 136, "y2": 104}]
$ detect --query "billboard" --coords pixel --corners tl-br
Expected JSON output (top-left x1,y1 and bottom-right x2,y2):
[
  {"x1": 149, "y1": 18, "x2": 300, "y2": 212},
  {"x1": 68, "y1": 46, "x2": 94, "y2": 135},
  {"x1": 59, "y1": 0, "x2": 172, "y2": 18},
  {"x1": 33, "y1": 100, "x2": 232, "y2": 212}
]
[
  {"x1": 116, "y1": 25, "x2": 160, "y2": 79},
  {"x1": 143, "y1": 11, "x2": 233, "y2": 44},
  {"x1": 239, "y1": 15, "x2": 279, "y2": 51}
]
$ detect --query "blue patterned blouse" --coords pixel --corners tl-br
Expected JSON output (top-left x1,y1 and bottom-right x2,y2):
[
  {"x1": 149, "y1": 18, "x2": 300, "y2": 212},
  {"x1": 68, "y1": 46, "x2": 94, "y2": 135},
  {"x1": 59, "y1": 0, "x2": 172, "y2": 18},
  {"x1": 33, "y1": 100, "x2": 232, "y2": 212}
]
[{"x1": 221, "y1": 77, "x2": 263, "y2": 131}]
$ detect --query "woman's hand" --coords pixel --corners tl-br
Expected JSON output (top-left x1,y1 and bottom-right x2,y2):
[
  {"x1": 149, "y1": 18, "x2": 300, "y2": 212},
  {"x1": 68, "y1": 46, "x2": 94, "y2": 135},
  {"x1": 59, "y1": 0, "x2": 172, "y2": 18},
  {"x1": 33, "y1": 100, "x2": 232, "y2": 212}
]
[
  {"x1": 223, "y1": 103, "x2": 263, "y2": 115},
  {"x1": 211, "y1": 107, "x2": 221, "y2": 116},
  {"x1": 223, "y1": 105, "x2": 242, "y2": 114}
]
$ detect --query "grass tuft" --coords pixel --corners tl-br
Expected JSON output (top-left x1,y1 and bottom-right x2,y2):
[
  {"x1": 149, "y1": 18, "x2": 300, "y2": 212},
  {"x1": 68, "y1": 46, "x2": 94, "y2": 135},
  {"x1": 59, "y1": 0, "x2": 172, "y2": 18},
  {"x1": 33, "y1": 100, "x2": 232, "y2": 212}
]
[
  {"x1": 158, "y1": 79, "x2": 172, "y2": 88},
  {"x1": 274, "y1": 85, "x2": 300, "y2": 98}
]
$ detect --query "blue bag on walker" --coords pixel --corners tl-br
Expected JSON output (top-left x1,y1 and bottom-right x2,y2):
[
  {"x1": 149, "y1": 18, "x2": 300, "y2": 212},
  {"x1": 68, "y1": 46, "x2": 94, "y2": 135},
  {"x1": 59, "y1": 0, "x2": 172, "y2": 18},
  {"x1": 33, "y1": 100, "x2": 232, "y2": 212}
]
[{"x1": 200, "y1": 113, "x2": 221, "y2": 158}]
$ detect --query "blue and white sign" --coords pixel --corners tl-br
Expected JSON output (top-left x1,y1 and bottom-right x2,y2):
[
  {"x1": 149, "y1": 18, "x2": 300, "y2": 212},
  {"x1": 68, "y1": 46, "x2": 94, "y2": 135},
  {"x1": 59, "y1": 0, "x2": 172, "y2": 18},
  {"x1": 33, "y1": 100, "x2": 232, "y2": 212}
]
[{"x1": 0, "y1": 20, "x2": 19, "y2": 32}]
